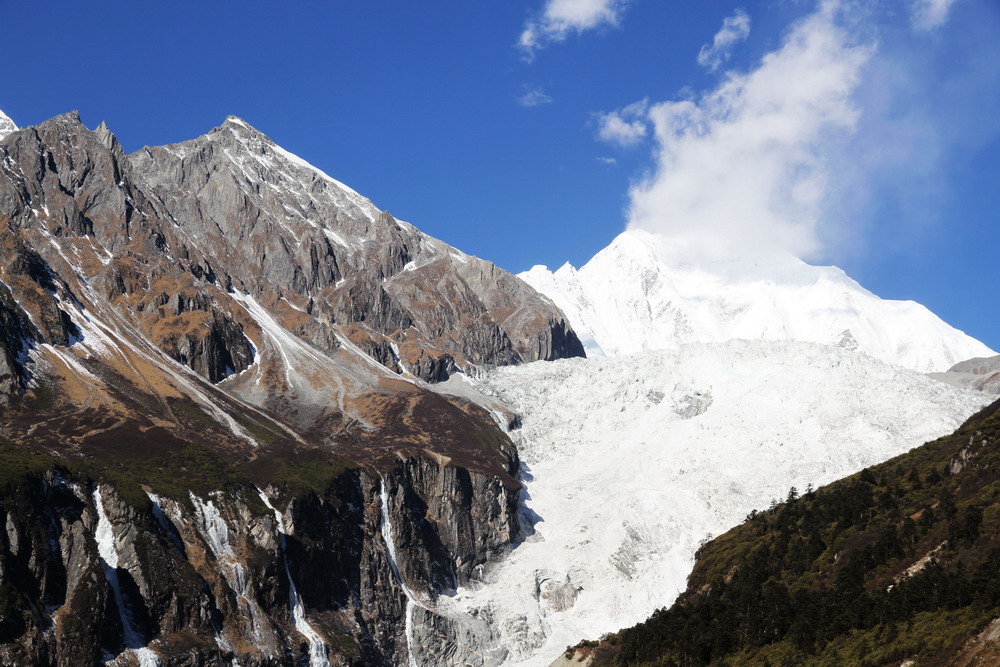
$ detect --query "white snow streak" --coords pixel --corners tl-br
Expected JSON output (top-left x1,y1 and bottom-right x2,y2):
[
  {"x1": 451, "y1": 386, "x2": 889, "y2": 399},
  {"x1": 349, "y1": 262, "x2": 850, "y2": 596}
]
[
  {"x1": 257, "y1": 490, "x2": 330, "y2": 667},
  {"x1": 190, "y1": 494, "x2": 269, "y2": 646},
  {"x1": 380, "y1": 479, "x2": 425, "y2": 667},
  {"x1": 92, "y1": 487, "x2": 161, "y2": 667}
]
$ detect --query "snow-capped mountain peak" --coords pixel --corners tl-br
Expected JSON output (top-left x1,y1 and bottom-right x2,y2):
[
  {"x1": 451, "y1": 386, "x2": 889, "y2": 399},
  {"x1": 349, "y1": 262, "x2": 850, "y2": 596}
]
[
  {"x1": 521, "y1": 228, "x2": 994, "y2": 372},
  {"x1": 0, "y1": 109, "x2": 18, "y2": 140}
]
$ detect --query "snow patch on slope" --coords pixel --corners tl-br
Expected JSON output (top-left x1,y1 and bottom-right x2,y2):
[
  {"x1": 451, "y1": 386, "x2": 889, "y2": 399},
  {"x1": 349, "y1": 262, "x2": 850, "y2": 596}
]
[
  {"x1": 521, "y1": 229, "x2": 994, "y2": 372},
  {"x1": 219, "y1": 116, "x2": 380, "y2": 226},
  {"x1": 190, "y1": 494, "x2": 270, "y2": 649},
  {"x1": 450, "y1": 340, "x2": 990, "y2": 665},
  {"x1": 0, "y1": 109, "x2": 16, "y2": 140},
  {"x1": 257, "y1": 490, "x2": 329, "y2": 667},
  {"x1": 380, "y1": 479, "x2": 427, "y2": 667}
]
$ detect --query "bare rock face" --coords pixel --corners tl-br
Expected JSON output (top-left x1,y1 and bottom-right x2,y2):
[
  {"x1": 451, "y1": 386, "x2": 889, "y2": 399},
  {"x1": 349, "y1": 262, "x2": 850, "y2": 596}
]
[
  {"x1": 0, "y1": 282, "x2": 36, "y2": 402},
  {"x1": 152, "y1": 310, "x2": 255, "y2": 384},
  {"x1": 129, "y1": 117, "x2": 584, "y2": 375},
  {"x1": 0, "y1": 453, "x2": 520, "y2": 665},
  {"x1": 930, "y1": 354, "x2": 1000, "y2": 395},
  {"x1": 949, "y1": 356, "x2": 1000, "y2": 376},
  {"x1": 0, "y1": 110, "x2": 571, "y2": 663}
]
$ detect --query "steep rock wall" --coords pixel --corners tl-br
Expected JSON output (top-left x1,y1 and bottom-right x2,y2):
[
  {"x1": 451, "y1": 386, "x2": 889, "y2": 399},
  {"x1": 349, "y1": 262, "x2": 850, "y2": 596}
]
[{"x1": 0, "y1": 449, "x2": 520, "y2": 666}]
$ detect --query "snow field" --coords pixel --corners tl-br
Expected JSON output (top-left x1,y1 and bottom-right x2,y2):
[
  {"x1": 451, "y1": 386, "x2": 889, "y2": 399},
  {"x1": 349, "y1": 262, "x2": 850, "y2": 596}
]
[{"x1": 449, "y1": 340, "x2": 990, "y2": 665}]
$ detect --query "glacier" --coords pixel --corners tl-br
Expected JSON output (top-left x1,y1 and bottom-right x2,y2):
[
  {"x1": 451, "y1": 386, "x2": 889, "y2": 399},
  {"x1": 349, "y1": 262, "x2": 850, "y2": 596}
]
[{"x1": 440, "y1": 340, "x2": 990, "y2": 665}]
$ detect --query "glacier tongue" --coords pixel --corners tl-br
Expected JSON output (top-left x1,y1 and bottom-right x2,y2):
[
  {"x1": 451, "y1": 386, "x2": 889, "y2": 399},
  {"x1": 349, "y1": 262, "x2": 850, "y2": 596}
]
[
  {"x1": 521, "y1": 229, "x2": 994, "y2": 372},
  {"x1": 448, "y1": 340, "x2": 990, "y2": 665}
]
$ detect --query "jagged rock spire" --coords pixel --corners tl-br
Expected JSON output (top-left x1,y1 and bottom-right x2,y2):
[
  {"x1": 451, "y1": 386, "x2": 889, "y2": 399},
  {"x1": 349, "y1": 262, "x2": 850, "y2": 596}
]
[{"x1": 94, "y1": 120, "x2": 120, "y2": 150}]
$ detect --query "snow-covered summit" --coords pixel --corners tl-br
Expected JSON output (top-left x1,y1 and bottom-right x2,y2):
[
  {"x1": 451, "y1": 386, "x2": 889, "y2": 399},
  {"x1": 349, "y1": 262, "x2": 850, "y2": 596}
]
[
  {"x1": 0, "y1": 109, "x2": 17, "y2": 140},
  {"x1": 521, "y1": 229, "x2": 994, "y2": 372}
]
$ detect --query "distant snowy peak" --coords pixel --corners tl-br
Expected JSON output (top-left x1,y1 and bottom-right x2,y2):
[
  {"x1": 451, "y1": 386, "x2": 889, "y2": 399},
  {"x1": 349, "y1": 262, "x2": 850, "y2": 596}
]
[
  {"x1": 521, "y1": 229, "x2": 995, "y2": 372},
  {"x1": 0, "y1": 109, "x2": 17, "y2": 140}
]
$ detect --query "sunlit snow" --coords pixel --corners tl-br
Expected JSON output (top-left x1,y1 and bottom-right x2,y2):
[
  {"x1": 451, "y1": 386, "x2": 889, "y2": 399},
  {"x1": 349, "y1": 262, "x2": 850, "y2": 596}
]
[
  {"x1": 521, "y1": 229, "x2": 995, "y2": 372},
  {"x1": 445, "y1": 340, "x2": 989, "y2": 665}
]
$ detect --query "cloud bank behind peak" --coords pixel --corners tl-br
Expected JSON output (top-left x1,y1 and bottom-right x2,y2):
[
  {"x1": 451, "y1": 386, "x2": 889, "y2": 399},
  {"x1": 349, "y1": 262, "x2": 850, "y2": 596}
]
[{"x1": 625, "y1": 2, "x2": 870, "y2": 261}]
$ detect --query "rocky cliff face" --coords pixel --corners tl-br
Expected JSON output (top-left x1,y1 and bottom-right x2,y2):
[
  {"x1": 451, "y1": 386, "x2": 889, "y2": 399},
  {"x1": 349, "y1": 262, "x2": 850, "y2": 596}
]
[
  {"x1": 0, "y1": 447, "x2": 520, "y2": 666},
  {"x1": 0, "y1": 110, "x2": 570, "y2": 665},
  {"x1": 128, "y1": 116, "x2": 583, "y2": 378}
]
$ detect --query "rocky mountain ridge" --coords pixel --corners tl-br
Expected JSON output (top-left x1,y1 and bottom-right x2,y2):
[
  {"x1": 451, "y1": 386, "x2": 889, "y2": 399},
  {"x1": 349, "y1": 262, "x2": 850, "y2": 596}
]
[
  {"x1": 0, "y1": 108, "x2": 581, "y2": 664},
  {"x1": 930, "y1": 355, "x2": 1000, "y2": 395}
]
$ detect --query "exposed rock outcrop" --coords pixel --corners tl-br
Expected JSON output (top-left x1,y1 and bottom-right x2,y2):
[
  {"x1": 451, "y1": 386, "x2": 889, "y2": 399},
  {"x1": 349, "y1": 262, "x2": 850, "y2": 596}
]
[
  {"x1": 929, "y1": 354, "x2": 1000, "y2": 394},
  {"x1": 0, "y1": 446, "x2": 520, "y2": 665}
]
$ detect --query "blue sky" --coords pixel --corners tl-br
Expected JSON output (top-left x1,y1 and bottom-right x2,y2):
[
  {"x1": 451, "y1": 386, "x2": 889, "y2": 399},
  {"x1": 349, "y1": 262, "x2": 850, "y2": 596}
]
[{"x1": 2, "y1": 0, "x2": 998, "y2": 350}]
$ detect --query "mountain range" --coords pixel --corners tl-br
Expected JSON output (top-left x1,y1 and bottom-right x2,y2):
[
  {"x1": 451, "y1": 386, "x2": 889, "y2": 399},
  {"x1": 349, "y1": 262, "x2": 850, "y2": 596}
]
[{"x1": 0, "y1": 109, "x2": 995, "y2": 666}]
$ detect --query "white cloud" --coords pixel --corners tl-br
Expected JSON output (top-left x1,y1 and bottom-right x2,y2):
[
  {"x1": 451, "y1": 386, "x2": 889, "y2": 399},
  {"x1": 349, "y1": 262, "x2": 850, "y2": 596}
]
[
  {"x1": 520, "y1": 0, "x2": 630, "y2": 60},
  {"x1": 911, "y1": 0, "x2": 959, "y2": 31},
  {"x1": 596, "y1": 99, "x2": 649, "y2": 146},
  {"x1": 597, "y1": 156, "x2": 618, "y2": 165},
  {"x1": 625, "y1": 1, "x2": 872, "y2": 260},
  {"x1": 697, "y1": 9, "x2": 752, "y2": 71},
  {"x1": 518, "y1": 86, "x2": 554, "y2": 107}
]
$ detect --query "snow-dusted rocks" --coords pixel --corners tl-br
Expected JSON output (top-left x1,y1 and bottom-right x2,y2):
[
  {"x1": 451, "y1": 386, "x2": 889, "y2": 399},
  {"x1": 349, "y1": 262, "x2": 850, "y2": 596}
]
[
  {"x1": 0, "y1": 109, "x2": 16, "y2": 140},
  {"x1": 521, "y1": 229, "x2": 994, "y2": 372},
  {"x1": 443, "y1": 340, "x2": 990, "y2": 665},
  {"x1": 131, "y1": 115, "x2": 584, "y2": 378}
]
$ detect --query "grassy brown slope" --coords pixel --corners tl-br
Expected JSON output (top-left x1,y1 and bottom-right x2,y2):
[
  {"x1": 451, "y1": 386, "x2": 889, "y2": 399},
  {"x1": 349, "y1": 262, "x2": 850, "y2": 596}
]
[{"x1": 583, "y1": 398, "x2": 1000, "y2": 667}]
